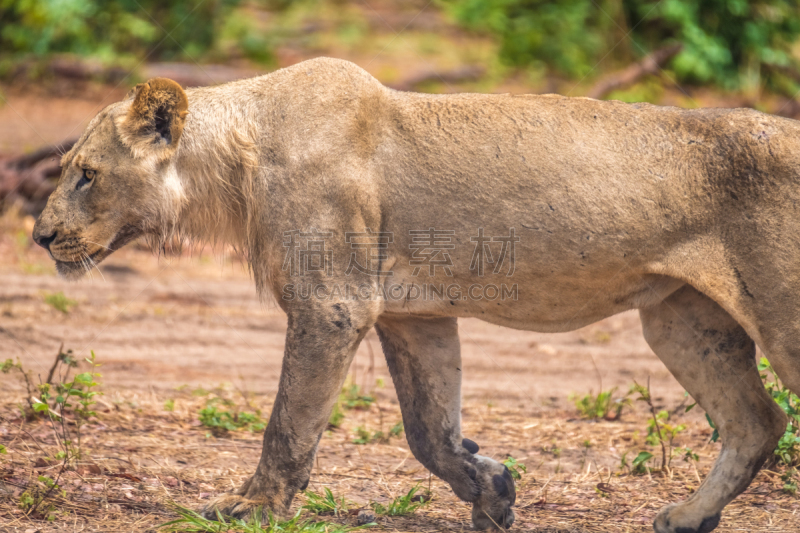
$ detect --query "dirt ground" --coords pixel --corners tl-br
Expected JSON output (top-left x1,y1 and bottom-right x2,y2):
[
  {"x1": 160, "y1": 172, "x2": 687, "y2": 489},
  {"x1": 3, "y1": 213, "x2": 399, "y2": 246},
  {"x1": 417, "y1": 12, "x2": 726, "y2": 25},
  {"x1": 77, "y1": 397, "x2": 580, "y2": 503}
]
[
  {"x1": 2, "y1": 33, "x2": 799, "y2": 529},
  {"x1": 1, "y1": 210, "x2": 799, "y2": 533}
]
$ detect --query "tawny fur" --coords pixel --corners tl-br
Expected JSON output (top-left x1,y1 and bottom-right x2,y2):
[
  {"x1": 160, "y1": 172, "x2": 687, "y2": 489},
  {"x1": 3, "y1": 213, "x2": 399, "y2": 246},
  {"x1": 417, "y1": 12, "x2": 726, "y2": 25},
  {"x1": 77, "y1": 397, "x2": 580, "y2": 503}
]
[{"x1": 34, "y1": 57, "x2": 800, "y2": 533}]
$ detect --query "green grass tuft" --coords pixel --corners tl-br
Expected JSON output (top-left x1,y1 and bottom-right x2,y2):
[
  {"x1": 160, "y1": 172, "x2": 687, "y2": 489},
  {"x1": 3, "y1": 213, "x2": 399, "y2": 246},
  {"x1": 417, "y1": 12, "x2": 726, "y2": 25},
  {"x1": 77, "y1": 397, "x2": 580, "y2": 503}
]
[
  {"x1": 43, "y1": 291, "x2": 77, "y2": 314},
  {"x1": 302, "y1": 488, "x2": 352, "y2": 517},
  {"x1": 370, "y1": 485, "x2": 427, "y2": 517},
  {"x1": 159, "y1": 505, "x2": 369, "y2": 533}
]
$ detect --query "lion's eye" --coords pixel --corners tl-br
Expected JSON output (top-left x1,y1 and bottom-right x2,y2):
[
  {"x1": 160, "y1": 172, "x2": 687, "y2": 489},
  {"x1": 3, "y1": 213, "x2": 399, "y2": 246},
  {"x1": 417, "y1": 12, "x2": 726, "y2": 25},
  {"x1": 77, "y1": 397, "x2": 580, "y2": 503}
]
[{"x1": 76, "y1": 168, "x2": 96, "y2": 190}]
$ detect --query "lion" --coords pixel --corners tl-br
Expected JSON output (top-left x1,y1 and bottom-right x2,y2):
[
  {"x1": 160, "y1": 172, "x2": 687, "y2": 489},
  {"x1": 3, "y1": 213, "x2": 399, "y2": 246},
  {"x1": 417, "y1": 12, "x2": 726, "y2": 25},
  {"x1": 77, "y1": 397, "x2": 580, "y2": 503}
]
[{"x1": 33, "y1": 57, "x2": 800, "y2": 533}]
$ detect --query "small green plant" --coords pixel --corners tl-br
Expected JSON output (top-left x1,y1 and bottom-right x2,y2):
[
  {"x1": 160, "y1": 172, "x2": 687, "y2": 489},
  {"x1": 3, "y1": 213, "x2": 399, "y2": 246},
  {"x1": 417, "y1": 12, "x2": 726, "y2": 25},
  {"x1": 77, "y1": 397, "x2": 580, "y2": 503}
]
[
  {"x1": 328, "y1": 380, "x2": 375, "y2": 429},
  {"x1": 760, "y1": 357, "x2": 800, "y2": 467},
  {"x1": 4, "y1": 348, "x2": 103, "y2": 517},
  {"x1": 43, "y1": 291, "x2": 77, "y2": 314},
  {"x1": 631, "y1": 380, "x2": 687, "y2": 470},
  {"x1": 569, "y1": 387, "x2": 630, "y2": 420},
  {"x1": 339, "y1": 383, "x2": 375, "y2": 410},
  {"x1": 543, "y1": 443, "x2": 562, "y2": 458},
  {"x1": 703, "y1": 357, "x2": 800, "y2": 466},
  {"x1": 1, "y1": 357, "x2": 40, "y2": 419},
  {"x1": 371, "y1": 485, "x2": 427, "y2": 516},
  {"x1": 351, "y1": 422, "x2": 403, "y2": 445},
  {"x1": 687, "y1": 391, "x2": 717, "y2": 441},
  {"x1": 705, "y1": 413, "x2": 720, "y2": 443},
  {"x1": 776, "y1": 429, "x2": 800, "y2": 467},
  {"x1": 631, "y1": 451, "x2": 654, "y2": 474},
  {"x1": 619, "y1": 451, "x2": 629, "y2": 472},
  {"x1": 198, "y1": 398, "x2": 266, "y2": 436},
  {"x1": 349, "y1": 420, "x2": 403, "y2": 445},
  {"x1": 782, "y1": 468, "x2": 798, "y2": 496},
  {"x1": 389, "y1": 421, "x2": 404, "y2": 438},
  {"x1": 644, "y1": 410, "x2": 687, "y2": 468},
  {"x1": 164, "y1": 398, "x2": 175, "y2": 411},
  {"x1": 302, "y1": 488, "x2": 352, "y2": 517},
  {"x1": 352, "y1": 426, "x2": 373, "y2": 445},
  {"x1": 3, "y1": 347, "x2": 81, "y2": 423},
  {"x1": 328, "y1": 402, "x2": 345, "y2": 429},
  {"x1": 620, "y1": 450, "x2": 655, "y2": 475},
  {"x1": 32, "y1": 350, "x2": 102, "y2": 462},
  {"x1": 675, "y1": 447, "x2": 699, "y2": 464},
  {"x1": 17, "y1": 491, "x2": 34, "y2": 511},
  {"x1": 159, "y1": 505, "x2": 367, "y2": 532},
  {"x1": 17, "y1": 474, "x2": 65, "y2": 520},
  {"x1": 503, "y1": 456, "x2": 527, "y2": 480}
]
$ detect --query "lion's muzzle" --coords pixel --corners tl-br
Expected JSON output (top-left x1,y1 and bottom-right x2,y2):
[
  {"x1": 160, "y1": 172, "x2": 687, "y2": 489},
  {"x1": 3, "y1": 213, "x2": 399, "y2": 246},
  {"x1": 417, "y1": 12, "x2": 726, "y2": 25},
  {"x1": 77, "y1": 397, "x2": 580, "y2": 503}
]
[{"x1": 33, "y1": 227, "x2": 57, "y2": 251}]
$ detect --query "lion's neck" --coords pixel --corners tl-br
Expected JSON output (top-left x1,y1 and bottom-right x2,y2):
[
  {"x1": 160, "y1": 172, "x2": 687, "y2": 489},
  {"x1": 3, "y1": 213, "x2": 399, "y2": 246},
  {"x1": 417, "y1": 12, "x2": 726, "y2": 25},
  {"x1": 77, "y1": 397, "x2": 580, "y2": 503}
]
[{"x1": 170, "y1": 87, "x2": 263, "y2": 249}]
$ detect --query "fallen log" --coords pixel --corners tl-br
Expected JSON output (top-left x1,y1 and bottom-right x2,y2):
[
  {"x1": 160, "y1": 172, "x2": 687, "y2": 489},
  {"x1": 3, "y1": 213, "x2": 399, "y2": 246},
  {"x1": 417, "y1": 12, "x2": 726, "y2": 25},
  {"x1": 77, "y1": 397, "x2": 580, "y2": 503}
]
[
  {"x1": 0, "y1": 139, "x2": 76, "y2": 215},
  {"x1": 586, "y1": 44, "x2": 683, "y2": 100},
  {"x1": 389, "y1": 65, "x2": 486, "y2": 92}
]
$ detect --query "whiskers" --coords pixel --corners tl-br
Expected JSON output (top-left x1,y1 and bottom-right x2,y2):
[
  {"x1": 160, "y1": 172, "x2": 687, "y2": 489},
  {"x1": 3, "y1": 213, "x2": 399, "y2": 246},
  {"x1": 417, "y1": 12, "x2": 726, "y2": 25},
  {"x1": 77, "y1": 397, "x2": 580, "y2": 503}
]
[
  {"x1": 82, "y1": 250, "x2": 106, "y2": 282},
  {"x1": 85, "y1": 240, "x2": 112, "y2": 252},
  {"x1": 69, "y1": 241, "x2": 109, "y2": 282}
]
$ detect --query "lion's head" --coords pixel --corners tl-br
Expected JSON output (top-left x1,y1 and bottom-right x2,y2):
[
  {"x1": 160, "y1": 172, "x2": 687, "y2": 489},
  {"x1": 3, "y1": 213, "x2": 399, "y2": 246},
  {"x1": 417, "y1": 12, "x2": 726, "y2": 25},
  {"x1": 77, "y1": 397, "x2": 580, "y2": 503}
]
[{"x1": 33, "y1": 78, "x2": 188, "y2": 279}]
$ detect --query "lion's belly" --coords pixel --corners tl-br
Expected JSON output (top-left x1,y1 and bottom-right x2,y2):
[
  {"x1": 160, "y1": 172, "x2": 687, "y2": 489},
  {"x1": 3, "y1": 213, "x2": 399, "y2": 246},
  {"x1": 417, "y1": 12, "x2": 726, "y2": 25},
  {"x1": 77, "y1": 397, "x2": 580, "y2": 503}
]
[
  {"x1": 379, "y1": 255, "x2": 685, "y2": 333},
  {"x1": 463, "y1": 274, "x2": 685, "y2": 332}
]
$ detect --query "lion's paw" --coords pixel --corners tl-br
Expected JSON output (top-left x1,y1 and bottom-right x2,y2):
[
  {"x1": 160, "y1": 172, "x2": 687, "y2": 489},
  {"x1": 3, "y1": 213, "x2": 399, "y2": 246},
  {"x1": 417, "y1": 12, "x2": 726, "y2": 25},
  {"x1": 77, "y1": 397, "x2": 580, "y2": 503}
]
[
  {"x1": 470, "y1": 457, "x2": 516, "y2": 530},
  {"x1": 200, "y1": 493, "x2": 283, "y2": 522},
  {"x1": 472, "y1": 504, "x2": 515, "y2": 531},
  {"x1": 653, "y1": 503, "x2": 721, "y2": 533}
]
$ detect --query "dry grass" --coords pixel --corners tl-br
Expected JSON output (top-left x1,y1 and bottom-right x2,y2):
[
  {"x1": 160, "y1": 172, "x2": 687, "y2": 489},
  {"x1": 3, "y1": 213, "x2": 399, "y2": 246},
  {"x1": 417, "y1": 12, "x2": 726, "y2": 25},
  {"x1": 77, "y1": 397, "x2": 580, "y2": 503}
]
[{"x1": 1, "y1": 382, "x2": 798, "y2": 533}]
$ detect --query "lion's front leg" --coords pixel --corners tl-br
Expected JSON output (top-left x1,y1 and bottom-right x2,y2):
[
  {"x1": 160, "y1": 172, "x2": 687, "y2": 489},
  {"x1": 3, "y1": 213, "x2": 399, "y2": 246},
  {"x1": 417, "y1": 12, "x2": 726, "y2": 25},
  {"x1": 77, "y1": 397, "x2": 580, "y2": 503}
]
[{"x1": 203, "y1": 300, "x2": 372, "y2": 521}]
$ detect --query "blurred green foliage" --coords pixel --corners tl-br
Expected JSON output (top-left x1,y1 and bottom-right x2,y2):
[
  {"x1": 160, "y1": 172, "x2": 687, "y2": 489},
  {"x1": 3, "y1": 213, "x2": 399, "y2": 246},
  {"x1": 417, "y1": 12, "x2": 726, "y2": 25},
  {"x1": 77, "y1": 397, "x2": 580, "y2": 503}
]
[
  {"x1": 0, "y1": 0, "x2": 273, "y2": 67},
  {"x1": 4, "y1": 0, "x2": 800, "y2": 95},
  {"x1": 443, "y1": 0, "x2": 800, "y2": 91}
]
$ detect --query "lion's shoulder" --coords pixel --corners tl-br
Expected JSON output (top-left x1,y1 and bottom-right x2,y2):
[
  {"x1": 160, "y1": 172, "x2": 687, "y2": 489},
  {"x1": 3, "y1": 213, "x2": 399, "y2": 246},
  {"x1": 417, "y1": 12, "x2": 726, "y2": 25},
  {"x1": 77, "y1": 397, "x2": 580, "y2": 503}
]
[{"x1": 267, "y1": 57, "x2": 382, "y2": 94}]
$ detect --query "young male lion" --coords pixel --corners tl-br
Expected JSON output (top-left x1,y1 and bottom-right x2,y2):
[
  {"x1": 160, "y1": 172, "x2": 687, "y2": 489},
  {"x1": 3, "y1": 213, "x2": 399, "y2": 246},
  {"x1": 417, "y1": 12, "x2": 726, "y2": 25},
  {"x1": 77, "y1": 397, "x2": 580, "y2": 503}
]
[{"x1": 33, "y1": 57, "x2": 800, "y2": 533}]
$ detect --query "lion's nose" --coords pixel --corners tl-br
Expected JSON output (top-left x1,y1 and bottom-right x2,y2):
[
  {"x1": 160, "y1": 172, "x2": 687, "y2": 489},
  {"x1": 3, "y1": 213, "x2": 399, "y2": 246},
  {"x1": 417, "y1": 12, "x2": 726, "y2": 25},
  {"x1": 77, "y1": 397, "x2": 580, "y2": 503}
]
[{"x1": 33, "y1": 230, "x2": 57, "y2": 250}]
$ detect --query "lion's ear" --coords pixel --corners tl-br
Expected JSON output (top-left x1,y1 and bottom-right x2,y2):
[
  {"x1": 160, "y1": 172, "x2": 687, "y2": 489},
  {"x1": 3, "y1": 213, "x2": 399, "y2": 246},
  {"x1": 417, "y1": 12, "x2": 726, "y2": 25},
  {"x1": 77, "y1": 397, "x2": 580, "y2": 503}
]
[{"x1": 118, "y1": 78, "x2": 189, "y2": 156}]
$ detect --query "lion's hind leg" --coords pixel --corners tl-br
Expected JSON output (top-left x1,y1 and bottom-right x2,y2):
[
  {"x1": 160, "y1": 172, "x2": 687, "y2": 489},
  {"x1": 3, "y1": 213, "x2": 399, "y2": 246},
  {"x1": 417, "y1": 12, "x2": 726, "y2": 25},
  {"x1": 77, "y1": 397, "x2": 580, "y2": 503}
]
[{"x1": 640, "y1": 285, "x2": 786, "y2": 533}]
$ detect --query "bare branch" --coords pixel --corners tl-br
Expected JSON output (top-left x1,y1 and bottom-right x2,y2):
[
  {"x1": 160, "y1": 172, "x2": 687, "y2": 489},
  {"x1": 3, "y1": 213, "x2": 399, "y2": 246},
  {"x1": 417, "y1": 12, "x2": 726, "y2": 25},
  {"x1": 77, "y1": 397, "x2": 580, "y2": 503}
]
[{"x1": 587, "y1": 44, "x2": 683, "y2": 100}]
